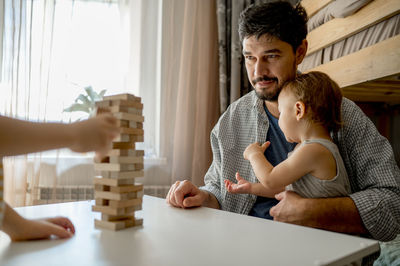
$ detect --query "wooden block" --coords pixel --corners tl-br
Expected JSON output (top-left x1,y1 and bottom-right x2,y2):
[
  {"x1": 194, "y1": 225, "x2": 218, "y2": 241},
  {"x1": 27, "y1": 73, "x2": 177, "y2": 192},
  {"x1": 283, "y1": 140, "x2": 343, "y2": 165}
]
[
  {"x1": 114, "y1": 133, "x2": 144, "y2": 142},
  {"x1": 126, "y1": 136, "x2": 144, "y2": 143},
  {"x1": 101, "y1": 214, "x2": 134, "y2": 222},
  {"x1": 114, "y1": 134, "x2": 131, "y2": 142},
  {"x1": 94, "y1": 184, "x2": 110, "y2": 192},
  {"x1": 101, "y1": 204, "x2": 142, "y2": 218},
  {"x1": 101, "y1": 206, "x2": 142, "y2": 220},
  {"x1": 112, "y1": 142, "x2": 135, "y2": 149},
  {"x1": 116, "y1": 120, "x2": 129, "y2": 127},
  {"x1": 93, "y1": 177, "x2": 135, "y2": 186},
  {"x1": 101, "y1": 170, "x2": 144, "y2": 179},
  {"x1": 104, "y1": 105, "x2": 143, "y2": 115},
  {"x1": 95, "y1": 198, "x2": 109, "y2": 206},
  {"x1": 120, "y1": 127, "x2": 144, "y2": 136},
  {"x1": 134, "y1": 163, "x2": 144, "y2": 170},
  {"x1": 94, "y1": 217, "x2": 143, "y2": 231},
  {"x1": 109, "y1": 156, "x2": 143, "y2": 164},
  {"x1": 109, "y1": 184, "x2": 143, "y2": 193},
  {"x1": 114, "y1": 112, "x2": 144, "y2": 123},
  {"x1": 102, "y1": 94, "x2": 141, "y2": 102},
  {"x1": 107, "y1": 149, "x2": 143, "y2": 157},
  {"x1": 128, "y1": 121, "x2": 143, "y2": 129},
  {"x1": 109, "y1": 198, "x2": 142, "y2": 208},
  {"x1": 92, "y1": 205, "x2": 138, "y2": 215},
  {"x1": 94, "y1": 191, "x2": 138, "y2": 201},
  {"x1": 94, "y1": 163, "x2": 136, "y2": 172},
  {"x1": 96, "y1": 99, "x2": 143, "y2": 109}
]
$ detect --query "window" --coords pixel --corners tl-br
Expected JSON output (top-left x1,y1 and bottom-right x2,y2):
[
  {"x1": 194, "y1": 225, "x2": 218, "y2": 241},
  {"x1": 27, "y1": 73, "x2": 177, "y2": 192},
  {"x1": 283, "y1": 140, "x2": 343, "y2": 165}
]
[{"x1": 1, "y1": 0, "x2": 162, "y2": 158}]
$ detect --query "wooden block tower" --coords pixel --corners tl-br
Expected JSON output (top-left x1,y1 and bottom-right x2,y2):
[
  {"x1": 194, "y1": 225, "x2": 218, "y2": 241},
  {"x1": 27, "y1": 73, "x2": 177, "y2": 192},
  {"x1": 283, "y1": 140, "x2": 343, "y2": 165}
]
[{"x1": 92, "y1": 94, "x2": 144, "y2": 231}]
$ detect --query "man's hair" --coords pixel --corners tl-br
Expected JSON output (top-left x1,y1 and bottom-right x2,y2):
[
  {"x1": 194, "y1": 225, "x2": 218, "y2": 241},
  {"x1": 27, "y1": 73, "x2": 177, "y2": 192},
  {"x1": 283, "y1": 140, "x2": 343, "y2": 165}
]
[
  {"x1": 238, "y1": 1, "x2": 308, "y2": 51},
  {"x1": 282, "y1": 71, "x2": 343, "y2": 132}
]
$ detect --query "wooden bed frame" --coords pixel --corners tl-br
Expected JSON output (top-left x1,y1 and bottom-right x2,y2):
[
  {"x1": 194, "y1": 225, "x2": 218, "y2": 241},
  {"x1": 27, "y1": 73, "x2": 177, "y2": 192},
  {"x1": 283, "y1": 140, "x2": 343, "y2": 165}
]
[{"x1": 301, "y1": 0, "x2": 400, "y2": 102}]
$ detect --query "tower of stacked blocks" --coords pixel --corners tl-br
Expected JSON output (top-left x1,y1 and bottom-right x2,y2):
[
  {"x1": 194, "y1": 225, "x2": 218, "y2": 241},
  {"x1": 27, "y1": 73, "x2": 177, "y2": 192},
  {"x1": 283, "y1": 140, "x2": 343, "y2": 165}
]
[{"x1": 92, "y1": 93, "x2": 144, "y2": 231}]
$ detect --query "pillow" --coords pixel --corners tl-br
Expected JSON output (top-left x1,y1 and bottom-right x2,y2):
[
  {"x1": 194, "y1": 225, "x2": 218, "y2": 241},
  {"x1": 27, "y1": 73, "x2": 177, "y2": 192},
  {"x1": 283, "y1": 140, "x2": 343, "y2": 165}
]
[{"x1": 307, "y1": 0, "x2": 373, "y2": 32}]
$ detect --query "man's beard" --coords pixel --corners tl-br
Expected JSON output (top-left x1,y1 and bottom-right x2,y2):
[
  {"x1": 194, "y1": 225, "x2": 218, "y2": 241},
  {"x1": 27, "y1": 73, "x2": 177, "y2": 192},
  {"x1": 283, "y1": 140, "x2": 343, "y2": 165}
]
[
  {"x1": 252, "y1": 63, "x2": 297, "y2": 101},
  {"x1": 252, "y1": 76, "x2": 282, "y2": 101}
]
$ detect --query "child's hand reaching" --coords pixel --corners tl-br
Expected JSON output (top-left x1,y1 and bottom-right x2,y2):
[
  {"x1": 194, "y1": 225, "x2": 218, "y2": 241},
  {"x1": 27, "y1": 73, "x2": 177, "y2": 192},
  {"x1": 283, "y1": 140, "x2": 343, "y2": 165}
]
[
  {"x1": 69, "y1": 113, "x2": 120, "y2": 158},
  {"x1": 2, "y1": 203, "x2": 75, "y2": 241},
  {"x1": 243, "y1": 141, "x2": 270, "y2": 161},
  {"x1": 224, "y1": 172, "x2": 253, "y2": 194}
]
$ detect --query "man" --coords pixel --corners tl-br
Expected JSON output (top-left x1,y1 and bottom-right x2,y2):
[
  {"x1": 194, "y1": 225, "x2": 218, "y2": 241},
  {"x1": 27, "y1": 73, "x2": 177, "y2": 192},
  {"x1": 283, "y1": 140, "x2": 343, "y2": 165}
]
[{"x1": 166, "y1": 0, "x2": 400, "y2": 246}]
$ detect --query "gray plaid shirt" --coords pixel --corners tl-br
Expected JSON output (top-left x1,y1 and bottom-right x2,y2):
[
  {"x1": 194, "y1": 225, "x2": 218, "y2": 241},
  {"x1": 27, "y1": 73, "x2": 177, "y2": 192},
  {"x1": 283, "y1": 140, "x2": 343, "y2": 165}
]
[{"x1": 201, "y1": 90, "x2": 400, "y2": 242}]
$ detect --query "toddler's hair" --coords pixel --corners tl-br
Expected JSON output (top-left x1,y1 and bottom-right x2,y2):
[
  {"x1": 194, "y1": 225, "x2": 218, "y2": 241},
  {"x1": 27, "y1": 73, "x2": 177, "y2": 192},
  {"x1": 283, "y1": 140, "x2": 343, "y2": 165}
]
[{"x1": 282, "y1": 71, "x2": 343, "y2": 132}]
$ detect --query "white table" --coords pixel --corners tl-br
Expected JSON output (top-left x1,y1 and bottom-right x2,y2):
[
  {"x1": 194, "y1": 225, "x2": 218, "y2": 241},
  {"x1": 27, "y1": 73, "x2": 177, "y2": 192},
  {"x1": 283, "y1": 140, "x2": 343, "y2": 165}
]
[{"x1": 0, "y1": 196, "x2": 379, "y2": 266}]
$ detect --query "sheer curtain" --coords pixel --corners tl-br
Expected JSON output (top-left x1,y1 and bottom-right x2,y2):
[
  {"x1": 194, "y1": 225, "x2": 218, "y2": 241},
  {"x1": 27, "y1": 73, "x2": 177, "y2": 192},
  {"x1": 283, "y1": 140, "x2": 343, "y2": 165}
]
[
  {"x1": 160, "y1": 0, "x2": 220, "y2": 186},
  {"x1": 0, "y1": 0, "x2": 129, "y2": 206},
  {"x1": 1, "y1": 0, "x2": 57, "y2": 207}
]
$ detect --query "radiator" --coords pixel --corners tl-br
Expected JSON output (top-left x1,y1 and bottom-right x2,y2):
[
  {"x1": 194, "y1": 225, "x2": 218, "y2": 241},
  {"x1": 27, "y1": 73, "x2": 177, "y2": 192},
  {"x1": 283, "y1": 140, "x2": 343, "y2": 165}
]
[{"x1": 28, "y1": 185, "x2": 170, "y2": 205}]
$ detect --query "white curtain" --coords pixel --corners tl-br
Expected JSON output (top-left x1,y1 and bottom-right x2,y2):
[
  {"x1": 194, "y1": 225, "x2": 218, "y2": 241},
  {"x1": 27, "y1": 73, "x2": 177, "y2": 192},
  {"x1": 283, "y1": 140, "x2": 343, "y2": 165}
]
[
  {"x1": 160, "y1": 0, "x2": 220, "y2": 187},
  {"x1": 1, "y1": 0, "x2": 57, "y2": 207}
]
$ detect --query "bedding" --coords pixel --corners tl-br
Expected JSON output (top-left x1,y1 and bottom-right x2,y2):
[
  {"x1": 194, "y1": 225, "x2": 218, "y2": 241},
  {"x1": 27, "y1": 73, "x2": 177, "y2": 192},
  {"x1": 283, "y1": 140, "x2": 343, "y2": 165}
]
[{"x1": 299, "y1": 13, "x2": 399, "y2": 72}]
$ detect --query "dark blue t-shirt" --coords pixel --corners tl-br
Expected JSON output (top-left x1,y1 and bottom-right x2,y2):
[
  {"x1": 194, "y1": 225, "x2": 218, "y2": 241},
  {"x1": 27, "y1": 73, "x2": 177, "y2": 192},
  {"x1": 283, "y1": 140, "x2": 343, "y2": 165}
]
[{"x1": 248, "y1": 103, "x2": 296, "y2": 219}]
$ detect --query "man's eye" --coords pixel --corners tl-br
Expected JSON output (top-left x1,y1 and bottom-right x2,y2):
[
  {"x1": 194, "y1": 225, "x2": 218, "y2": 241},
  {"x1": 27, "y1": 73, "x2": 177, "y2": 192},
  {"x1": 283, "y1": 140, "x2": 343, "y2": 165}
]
[
  {"x1": 245, "y1": 56, "x2": 254, "y2": 60},
  {"x1": 267, "y1": 54, "x2": 278, "y2": 59}
]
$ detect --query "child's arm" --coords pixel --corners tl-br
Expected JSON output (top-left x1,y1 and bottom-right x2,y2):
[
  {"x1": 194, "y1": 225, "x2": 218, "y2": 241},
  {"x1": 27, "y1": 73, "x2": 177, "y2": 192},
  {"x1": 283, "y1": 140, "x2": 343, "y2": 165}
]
[
  {"x1": 224, "y1": 172, "x2": 284, "y2": 198},
  {"x1": 0, "y1": 114, "x2": 119, "y2": 157},
  {"x1": 1, "y1": 203, "x2": 74, "y2": 241},
  {"x1": 244, "y1": 141, "x2": 320, "y2": 190}
]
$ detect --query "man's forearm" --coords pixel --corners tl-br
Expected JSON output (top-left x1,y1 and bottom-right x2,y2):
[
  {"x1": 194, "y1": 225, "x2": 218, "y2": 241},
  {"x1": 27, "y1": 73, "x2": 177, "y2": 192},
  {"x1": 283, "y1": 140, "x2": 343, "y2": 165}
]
[
  {"x1": 201, "y1": 190, "x2": 220, "y2": 209},
  {"x1": 302, "y1": 197, "x2": 368, "y2": 234}
]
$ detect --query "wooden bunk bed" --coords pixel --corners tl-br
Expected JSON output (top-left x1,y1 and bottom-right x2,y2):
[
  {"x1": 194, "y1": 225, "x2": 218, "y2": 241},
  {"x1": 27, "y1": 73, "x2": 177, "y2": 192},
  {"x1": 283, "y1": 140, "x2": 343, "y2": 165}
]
[{"x1": 299, "y1": 0, "x2": 400, "y2": 103}]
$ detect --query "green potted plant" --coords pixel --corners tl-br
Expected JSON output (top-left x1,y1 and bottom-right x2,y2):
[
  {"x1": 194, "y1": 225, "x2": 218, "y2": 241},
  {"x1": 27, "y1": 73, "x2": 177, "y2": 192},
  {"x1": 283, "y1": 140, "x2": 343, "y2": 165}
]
[{"x1": 63, "y1": 86, "x2": 106, "y2": 118}]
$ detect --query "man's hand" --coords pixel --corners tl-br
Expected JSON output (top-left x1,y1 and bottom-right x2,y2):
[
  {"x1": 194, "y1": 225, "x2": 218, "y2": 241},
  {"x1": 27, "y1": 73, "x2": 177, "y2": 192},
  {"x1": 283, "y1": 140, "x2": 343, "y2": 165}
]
[
  {"x1": 243, "y1": 141, "x2": 270, "y2": 161},
  {"x1": 166, "y1": 180, "x2": 209, "y2": 208},
  {"x1": 224, "y1": 172, "x2": 252, "y2": 194},
  {"x1": 269, "y1": 191, "x2": 368, "y2": 234},
  {"x1": 269, "y1": 190, "x2": 307, "y2": 225}
]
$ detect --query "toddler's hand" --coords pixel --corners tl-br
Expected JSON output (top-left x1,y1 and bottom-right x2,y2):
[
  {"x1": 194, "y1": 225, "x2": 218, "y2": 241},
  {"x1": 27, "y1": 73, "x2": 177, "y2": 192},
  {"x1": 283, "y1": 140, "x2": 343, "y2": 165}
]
[
  {"x1": 224, "y1": 172, "x2": 252, "y2": 194},
  {"x1": 243, "y1": 141, "x2": 270, "y2": 160}
]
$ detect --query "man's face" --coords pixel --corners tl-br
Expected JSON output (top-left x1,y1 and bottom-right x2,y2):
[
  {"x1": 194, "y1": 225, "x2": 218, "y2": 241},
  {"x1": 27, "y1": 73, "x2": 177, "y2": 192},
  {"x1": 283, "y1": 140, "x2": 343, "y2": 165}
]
[{"x1": 242, "y1": 35, "x2": 298, "y2": 101}]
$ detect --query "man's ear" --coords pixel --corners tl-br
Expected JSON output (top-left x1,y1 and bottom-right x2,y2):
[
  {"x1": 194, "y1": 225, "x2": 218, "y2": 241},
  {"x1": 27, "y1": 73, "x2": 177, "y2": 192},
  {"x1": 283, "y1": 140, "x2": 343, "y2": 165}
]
[
  {"x1": 295, "y1": 39, "x2": 308, "y2": 65},
  {"x1": 295, "y1": 101, "x2": 306, "y2": 120}
]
